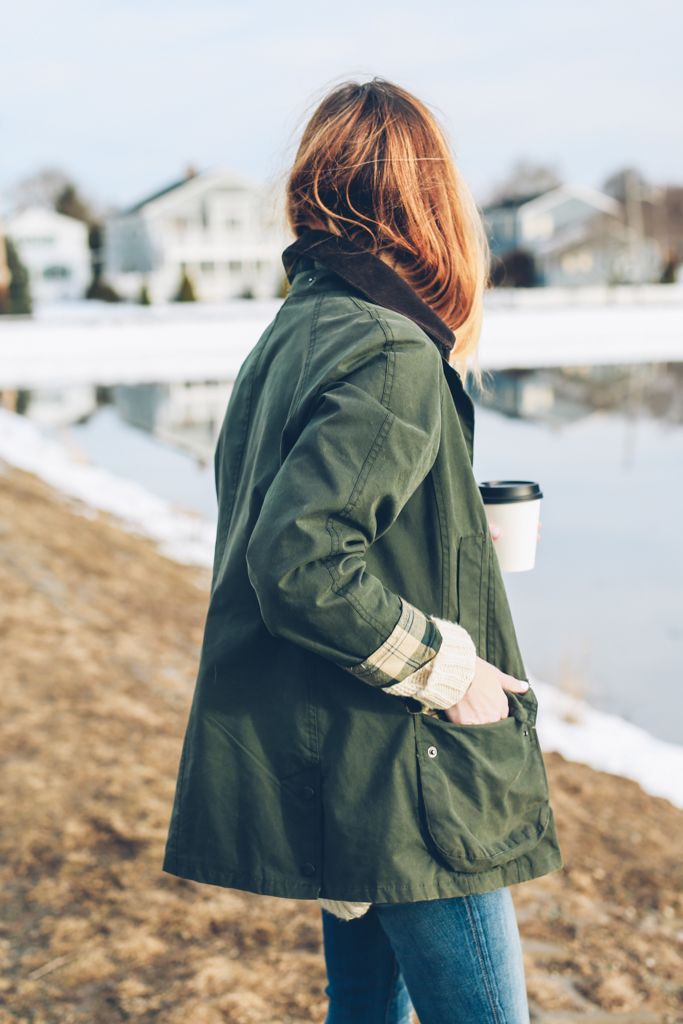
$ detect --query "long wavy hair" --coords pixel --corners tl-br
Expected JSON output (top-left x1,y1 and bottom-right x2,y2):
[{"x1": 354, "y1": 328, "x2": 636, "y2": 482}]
[{"x1": 283, "y1": 76, "x2": 490, "y2": 390}]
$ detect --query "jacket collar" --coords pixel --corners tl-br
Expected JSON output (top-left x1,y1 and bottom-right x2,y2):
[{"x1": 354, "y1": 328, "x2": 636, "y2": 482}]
[{"x1": 281, "y1": 228, "x2": 456, "y2": 359}]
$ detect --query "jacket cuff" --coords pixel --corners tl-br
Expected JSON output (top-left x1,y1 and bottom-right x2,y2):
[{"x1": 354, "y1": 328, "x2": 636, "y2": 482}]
[
  {"x1": 381, "y1": 615, "x2": 477, "y2": 710},
  {"x1": 318, "y1": 897, "x2": 372, "y2": 921},
  {"x1": 345, "y1": 597, "x2": 442, "y2": 687}
]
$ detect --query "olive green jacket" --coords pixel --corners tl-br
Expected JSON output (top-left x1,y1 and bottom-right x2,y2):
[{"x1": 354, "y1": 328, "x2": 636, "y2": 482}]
[{"x1": 162, "y1": 228, "x2": 564, "y2": 903}]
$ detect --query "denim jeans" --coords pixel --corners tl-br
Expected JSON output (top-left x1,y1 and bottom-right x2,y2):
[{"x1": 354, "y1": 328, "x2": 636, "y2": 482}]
[{"x1": 321, "y1": 885, "x2": 530, "y2": 1024}]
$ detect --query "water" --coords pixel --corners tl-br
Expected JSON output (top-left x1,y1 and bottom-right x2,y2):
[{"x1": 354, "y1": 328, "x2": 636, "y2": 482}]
[
  {"x1": 474, "y1": 402, "x2": 683, "y2": 746},
  {"x1": 25, "y1": 364, "x2": 683, "y2": 746}
]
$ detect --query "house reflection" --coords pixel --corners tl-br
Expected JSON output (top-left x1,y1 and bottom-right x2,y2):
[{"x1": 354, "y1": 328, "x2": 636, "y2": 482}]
[
  {"x1": 112, "y1": 380, "x2": 234, "y2": 460},
  {"x1": 8, "y1": 362, "x2": 681, "y2": 465}
]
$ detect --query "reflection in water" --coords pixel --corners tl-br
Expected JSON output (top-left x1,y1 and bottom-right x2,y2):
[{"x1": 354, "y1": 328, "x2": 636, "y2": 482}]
[
  {"x1": 112, "y1": 380, "x2": 234, "y2": 461},
  {"x1": 8, "y1": 361, "x2": 683, "y2": 745},
  {"x1": 473, "y1": 362, "x2": 683, "y2": 427},
  {"x1": 11, "y1": 362, "x2": 682, "y2": 461}
]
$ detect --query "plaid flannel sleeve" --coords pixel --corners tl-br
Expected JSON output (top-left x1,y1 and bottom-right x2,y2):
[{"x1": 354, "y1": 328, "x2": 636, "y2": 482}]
[
  {"x1": 345, "y1": 598, "x2": 442, "y2": 687},
  {"x1": 347, "y1": 602, "x2": 478, "y2": 710}
]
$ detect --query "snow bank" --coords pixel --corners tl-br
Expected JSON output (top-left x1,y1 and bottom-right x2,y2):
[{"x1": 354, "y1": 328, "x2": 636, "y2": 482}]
[
  {"x1": 1, "y1": 405, "x2": 681, "y2": 809},
  {"x1": 0, "y1": 406, "x2": 215, "y2": 568},
  {"x1": 529, "y1": 676, "x2": 682, "y2": 808}
]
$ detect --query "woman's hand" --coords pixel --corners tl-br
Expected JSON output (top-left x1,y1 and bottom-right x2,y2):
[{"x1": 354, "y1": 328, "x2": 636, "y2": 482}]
[
  {"x1": 442, "y1": 657, "x2": 529, "y2": 725},
  {"x1": 489, "y1": 520, "x2": 542, "y2": 541}
]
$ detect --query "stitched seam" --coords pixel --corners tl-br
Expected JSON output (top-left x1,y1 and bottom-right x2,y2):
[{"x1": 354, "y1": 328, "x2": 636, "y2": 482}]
[
  {"x1": 220, "y1": 328, "x2": 270, "y2": 533},
  {"x1": 344, "y1": 408, "x2": 394, "y2": 517},
  {"x1": 384, "y1": 956, "x2": 401, "y2": 1024},
  {"x1": 288, "y1": 292, "x2": 324, "y2": 424},
  {"x1": 305, "y1": 294, "x2": 436, "y2": 646},
  {"x1": 319, "y1": 302, "x2": 402, "y2": 640},
  {"x1": 296, "y1": 293, "x2": 396, "y2": 417},
  {"x1": 464, "y1": 895, "x2": 504, "y2": 1024},
  {"x1": 383, "y1": 958, "x2": 395, "y2": 1024},
  {"x1": 487, "y1": 542, "x2": 496, "y2": 664},
  {"x1": 168, "y1": 733, "x2": 190, "y2": 874},
  {"x1": 428, "y1": 395, "x2": 450, "y2": 617},
  {"x1": 347, "y1": 296, "x2": 396, "y2": 407},
  {"x1": 348, "y1": 294, "x2": 438, "y2": 386},
  {"x1": 322, "y1": 413, "x2": 400, "y2": 640}
]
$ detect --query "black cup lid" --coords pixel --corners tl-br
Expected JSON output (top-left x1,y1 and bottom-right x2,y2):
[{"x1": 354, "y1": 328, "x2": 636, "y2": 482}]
[{"x1": 478, "y1": 480, "x2": 543, "y2": 504}]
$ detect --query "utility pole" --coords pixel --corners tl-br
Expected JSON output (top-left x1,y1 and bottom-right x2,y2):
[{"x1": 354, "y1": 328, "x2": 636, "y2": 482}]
[{"x1": 624, "y1": 168, "x2": 646, "y2": 285}]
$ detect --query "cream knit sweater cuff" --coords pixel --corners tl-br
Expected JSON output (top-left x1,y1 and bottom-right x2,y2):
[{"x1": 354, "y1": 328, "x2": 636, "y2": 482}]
[
  {"x1": 318, "y1": 899, "x2": 374, "y2": 921},
  {"x1": 318, "y1": 616, "x2": 477, "y2": 922},
  {"x1": 381, "y1": 615, "x2": 477, "y2": 710}
]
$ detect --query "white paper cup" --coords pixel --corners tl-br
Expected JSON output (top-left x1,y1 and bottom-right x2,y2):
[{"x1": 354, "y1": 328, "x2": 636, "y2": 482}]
[{"x1": 478, "y1": 480, "x2": 543, "y2": 572}]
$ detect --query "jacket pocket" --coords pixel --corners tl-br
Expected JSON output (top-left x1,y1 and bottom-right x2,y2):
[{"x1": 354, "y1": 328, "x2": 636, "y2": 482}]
[{"x1": 413, "y1": 686, "x2": 551, "y2": 872}]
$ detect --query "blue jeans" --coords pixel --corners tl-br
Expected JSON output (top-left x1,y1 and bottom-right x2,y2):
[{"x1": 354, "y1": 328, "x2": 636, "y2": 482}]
[{"x1": 321, "y1": 886, "x2": 530, "y2": 1024}]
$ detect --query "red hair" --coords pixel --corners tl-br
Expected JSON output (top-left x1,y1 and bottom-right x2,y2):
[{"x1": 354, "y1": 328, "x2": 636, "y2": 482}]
[{"x1": 284, "y1": 76, "x2": 490, "y2": 389}]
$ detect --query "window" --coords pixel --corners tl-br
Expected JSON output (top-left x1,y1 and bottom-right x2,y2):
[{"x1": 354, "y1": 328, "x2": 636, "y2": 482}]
[
  {"x1": 43, "y1": 265, "x2": 71, "y2": 279},
  {"x1": 561, "y1": 250, "x2": 594, "y2": 274},
  {"x1": 20, "y1": 235, "x2": 54, "y2": 247},
  {"x1": 228, "y1": 260, "x2": 242, "y2": 272},
  {"x1": 522, "y1": 213, "x2": 554, "y2": 242}
]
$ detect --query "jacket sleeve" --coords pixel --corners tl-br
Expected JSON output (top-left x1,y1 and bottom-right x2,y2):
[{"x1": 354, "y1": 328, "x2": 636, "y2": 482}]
[{"x1": 245, "y1": 330, "x2": 472, "y2": 697}]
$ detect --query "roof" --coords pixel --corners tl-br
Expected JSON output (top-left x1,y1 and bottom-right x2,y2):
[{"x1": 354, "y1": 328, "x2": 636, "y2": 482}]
[
  {"x1": 482, "y1": 191, "x2": 548, "y2": 214},
  {"x1": 120, "y1": 175, "x2": 195, "y2": 215},
  {"x1": 116, "y1": 166, "x2": 258, "y2": 219}
]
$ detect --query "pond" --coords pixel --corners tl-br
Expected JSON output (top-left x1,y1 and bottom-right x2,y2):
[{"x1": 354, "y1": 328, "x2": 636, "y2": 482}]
[
  {"x1": 24, "y1": 362, "x2": 683, "y2": 746},
  {"x1": 473, "y1": 369, "x2": 682, "y2": 746}
]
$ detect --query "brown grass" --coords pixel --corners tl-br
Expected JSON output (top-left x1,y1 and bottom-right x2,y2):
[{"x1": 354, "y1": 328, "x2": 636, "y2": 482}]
[{"x1": 1, "y1": 463, "x2": 681, "y2": 1023}]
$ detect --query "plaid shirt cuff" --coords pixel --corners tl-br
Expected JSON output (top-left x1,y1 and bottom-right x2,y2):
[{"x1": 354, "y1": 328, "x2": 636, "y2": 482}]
[{"x1": 345, "y1": 598, "x2": 442, "y2": 687}]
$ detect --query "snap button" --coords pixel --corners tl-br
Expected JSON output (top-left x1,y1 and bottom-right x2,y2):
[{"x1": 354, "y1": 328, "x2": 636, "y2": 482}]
[
  {"x1": 301, "y1": 785, "x2": 315, "y2": 800},
  {"x1": 301, "y1": 862, "x2": 316, "y2": 876},
  {"x1": 427, "y1": 745, "x2": 438, "y2": 758},
  {"x1": 307, "y1": 275, "x2": 316, "y2": 284}
]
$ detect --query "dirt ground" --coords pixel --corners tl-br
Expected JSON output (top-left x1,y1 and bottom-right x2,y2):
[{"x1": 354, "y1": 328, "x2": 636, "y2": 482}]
[{"x1": 1, "y1": 462, "x2": 681, "y2": 1024}]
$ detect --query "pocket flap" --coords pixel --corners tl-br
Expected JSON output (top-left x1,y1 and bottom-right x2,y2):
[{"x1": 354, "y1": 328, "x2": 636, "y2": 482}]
[{"x1": 414, "y1": 687, "x2": 551, "y2": 873}]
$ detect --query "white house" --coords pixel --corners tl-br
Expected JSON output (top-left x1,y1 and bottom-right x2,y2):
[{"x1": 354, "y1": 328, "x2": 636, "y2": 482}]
[
  {"x1": 4, "y1": 206, "x2": 91, "y2": 303},
  {"x1": 104, "y1": 166, "x2": 290, "y2": 302}
]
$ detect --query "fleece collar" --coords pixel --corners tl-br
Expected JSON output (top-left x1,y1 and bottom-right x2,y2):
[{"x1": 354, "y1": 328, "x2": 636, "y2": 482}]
[{"x1": 281, "y1": 228, "x2": 456, "y2": 359}]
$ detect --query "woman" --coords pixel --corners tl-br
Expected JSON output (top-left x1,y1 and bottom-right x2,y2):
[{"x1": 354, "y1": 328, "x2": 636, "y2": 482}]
[{"x1": 163, "y1": 77, "x2": 564, "y2": 1023}]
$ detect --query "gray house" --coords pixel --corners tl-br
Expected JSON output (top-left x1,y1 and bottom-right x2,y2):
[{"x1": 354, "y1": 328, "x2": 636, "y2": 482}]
[{"x1": 483, "y1": 184, "x2": 661, "y2": 286}]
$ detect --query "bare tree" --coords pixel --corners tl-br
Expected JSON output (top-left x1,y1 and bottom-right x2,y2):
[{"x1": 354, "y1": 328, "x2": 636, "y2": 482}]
[
  {"x1": 487, "y1": 159, "x2": 563, "y2": 205},
  {"x1": 7, "y1": 166, "x2": 97, "y2": 223}
]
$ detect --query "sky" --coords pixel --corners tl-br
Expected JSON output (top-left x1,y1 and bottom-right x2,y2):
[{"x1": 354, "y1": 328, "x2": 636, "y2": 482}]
[{"x1": 1, "y1": 0, "x2": 681, "y2": 214}]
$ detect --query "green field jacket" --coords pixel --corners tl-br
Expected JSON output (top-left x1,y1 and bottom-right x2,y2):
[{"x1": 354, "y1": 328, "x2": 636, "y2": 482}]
[{"x1": 162, "y1": 228, "x2": 564, "y2": 903}]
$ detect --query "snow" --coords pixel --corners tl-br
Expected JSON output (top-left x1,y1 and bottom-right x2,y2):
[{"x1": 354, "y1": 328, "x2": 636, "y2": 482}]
[
  {"x1": 0, "y1": 406, "x2": 216, "y2": 569},
  {"x1": 1, "y1": 290, "x2": 682, "y2": 388},
  {"x1": 1, "y1": 405, "x2": 681, "y2": 810},
  {"x1": 528, "y1": 676, "x2": 682, "y2": 808}
]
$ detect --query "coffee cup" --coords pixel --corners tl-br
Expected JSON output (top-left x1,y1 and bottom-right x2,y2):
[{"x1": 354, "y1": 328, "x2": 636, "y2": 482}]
[{"x1": 478, "y1": 480, "x2": 543, "y2": 572}]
